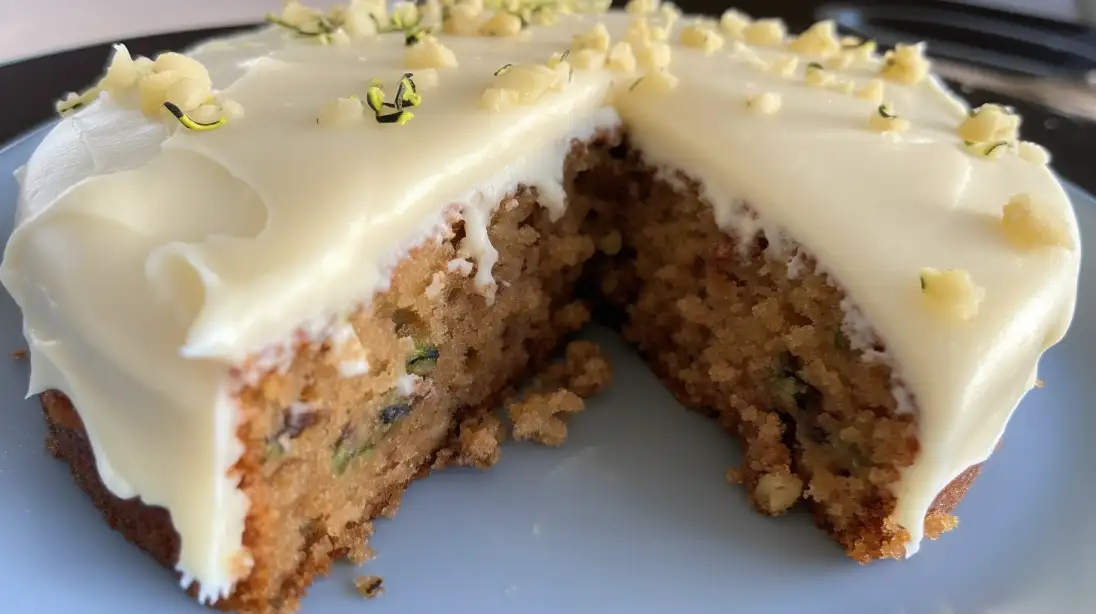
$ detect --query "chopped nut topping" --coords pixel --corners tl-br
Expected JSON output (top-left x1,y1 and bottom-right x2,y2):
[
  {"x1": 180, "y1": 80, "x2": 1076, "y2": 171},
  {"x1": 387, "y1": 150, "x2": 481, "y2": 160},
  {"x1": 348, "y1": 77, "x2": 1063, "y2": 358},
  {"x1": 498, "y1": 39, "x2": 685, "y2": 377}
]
[
  {"x1": 629, "y1": 68, "x2": 678, "y2": 95},
  {"x1": 719, "y1": 9, "x2": 752, "y2": 39},
  {"x1": 768, "y1": 55, "x2": 798, "y2": 77},
  {"x1": 220, "y1": 99, "x2": 246, "y2": 120},
  {"x1": 444, "y1": 3, "x2": 484, "y2": 35},
  {"x1": 804, "y1": 62, "x2": 834, "y2": 88},
  {"x1": 855, "y1": 79, "x2": 885, "y2": 103},
  {"x1": 1001, "y1": 193, "x2": 1073, "y2": 250},
  {"x1": 482, "y1": 87, "x2": 517, "y2": 111},
  {"x1": 404, "y1": 35, "x2": 458, "y2": 69},
  {"x1": 572, "y1": 22, "x2": 611, "y2": 53},
  {"x1": 138, "y1": 71, "x2": 184, "y2": 116},
  {"x1": 317, "y1": 96, "x2": 365, "y2": 126},
  {"x1": 607, "y1": 41, "x2": 637, "y2": 73},
  {"x1": 743, "y1": 18, "x2": 786, "y2": 47},
  {"x1": 851, "y1": 40, "x2": 878, "y2": 62},
  {"x1": 165, "y1": 78, "x2": 208, "y2": 112},
  {"x1": 98, "y1": 44, "x2": 139, "y2": 94},
  {"x1": 338, "y1": 0, "x2": 382, "y2": 37},
  {"x1": 480, "y1": 11, "x2": 522, "y2": 37},
  {"x1": 482, "y1": 62, "x2": 566, "y2": 110},
  {"x1": 825, "y1": 51, "x2": 855, "y2": 70},
  {"x1": 919, "y1": 268, "x2": 985, "y2": 321},
  {"x1": 634, "y1": 40, "x2": 672, "y2": 70},
  {"x1": 1017, "y1": 140, "x2": 1051, "y2": 165},
  {"x1": 679, "y1": 24, "x2": 724, "y2": 54},
  {"x1": 746, "y1": 92, "x2": 782, "y2": 115},
  {"x1": 572, "y1": 49, "x2": 606, "y2": 71},
  {"x1": 625, "y1": 16, "x2": 654, "y2": 46},
  {"x1": 786, "y1": 20, "x2": 841, "y2": 57},
  {"x1": 624, "y1": 0, "x2": 660, "y2": 14},
  {"x1": 959, "y1": 103, "x2": 1019, "y2": 143},
  {"x1": 55, "y1": 89, "x2": 100, "y2": 116},
  {"x1": 869, "y1": 102, "x2": 910, "y2": 133},
  {"x1": 881, "y1": 42, "x2": 930, "y2": 84}
]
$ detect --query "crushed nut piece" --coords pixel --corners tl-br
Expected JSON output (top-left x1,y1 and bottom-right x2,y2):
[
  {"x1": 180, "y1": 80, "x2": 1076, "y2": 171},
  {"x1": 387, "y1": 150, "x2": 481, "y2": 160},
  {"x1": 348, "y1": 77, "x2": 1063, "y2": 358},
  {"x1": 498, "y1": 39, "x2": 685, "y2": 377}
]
[
  {"x1": 571, "y1": 49, "x2": 606, "y2": 71},
  {"x1": 855, "y1": 79, "x2": 885, "y2": 103},
  {"x1": 405, "y1": 36, "x2": 458, "y2": 69},
  {"x1": 786, "y1": 20, "x2": 840, "y2": 56},
  {"x1": 869, "y1": 102, "x2": 910, "y2": 133},
  {"x1": 850, "y1": 39, "x2": 878, "y2": 64},
  {"x1": 317, "y1": 96, "x2": 365, "y2": 126},
  {"x1": 1001, "y1": 193, "x2": 1073, "y2": 250},
  {"x1": 804, "y1": 62, "x2": 834, "y2": 88},
  {"x1": 444, "y1": 3, "x2": 483, "y2": 35},
  {"x1": 165, "y1": 78, "x2": 208, "y2": 112},
  {"x1": 743, "y1": 18, "x2": 786, "y2": 47},
  {"x1": 98, "y1": 44, "x2": 139, "y2": 94},
  {"x1": 152, "y1": 52, "x2": 212, "y2": 90},
  {"x1": 624, "y1": 0, "x2": 659, "y2": 14},
  {"x1": 482, "y1": 59, "x2": 570, "y2": 111},
  {"x1": 919, "y1": 268, "x2": 985, "y2": 321},
  {"x1": 680, "y1": 24, "x2": 724, "y2": 54},
  {"x1": 634, "y1": 40, "x2": 672, "y2": 70},
  {"x1": 480, "y1": 11, "x2": 522, "y2": 37},
  {"x1": 508, "y1": 389, "x2": 585, "y2": 446},
  {"x1": 754, "y1": 472, "x2": 804, "y2": 514},
  {"x1": 412, "y1": 68, "x2": 439, "y2": 90},
  {"x1": 959, "y1": 103, "x2": 1020, "y2": 143},
  {"x1": 768, "y1": 55, "x2": 798, "y2": 77},
  {"x1": 220, "y1": 99, "x2": 245, "y2": 119},
  {"x1": 607, "y1": 41, "x2": 637, "y2": 72},
  {"x1": 719, "y1": 9, "x2": 751, "y2": 39},
  {"x1": 629, "y1": 68, "x2": 678, "y2": 95},
  {"x1": 573, "y1": 22, "x2": 611, "y2": 53},
  {"x1": 354, "y1": 576, "x2": 384, "y2": 599},
  {"x1": 1017, "y1": 141, "x2": 1050, "y2": 165},
  {"x1": 825, "y1": 51, "x2": 855, "y2": 70},
  {"x1": 746, "y1": 91, "x2": 782, "y2": 115},
  {"x1": 881, "y1": 42, "x2": 930, "y2": 84}
]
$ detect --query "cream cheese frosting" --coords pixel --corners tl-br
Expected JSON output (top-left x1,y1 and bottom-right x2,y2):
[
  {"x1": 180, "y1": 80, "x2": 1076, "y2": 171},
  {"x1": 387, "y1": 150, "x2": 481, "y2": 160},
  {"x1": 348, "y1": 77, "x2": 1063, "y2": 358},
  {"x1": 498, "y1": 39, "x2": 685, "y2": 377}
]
[{"x1": 0, "y1": 0, "x2": 1080, "y2": 601}]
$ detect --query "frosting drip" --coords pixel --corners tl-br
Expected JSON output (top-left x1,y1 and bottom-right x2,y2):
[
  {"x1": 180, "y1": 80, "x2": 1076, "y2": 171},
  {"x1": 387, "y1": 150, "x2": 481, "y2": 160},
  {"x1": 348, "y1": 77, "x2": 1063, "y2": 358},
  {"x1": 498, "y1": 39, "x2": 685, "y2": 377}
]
[{"x1": 0, "y1": 5, "x2": 1080, "y2": 600}]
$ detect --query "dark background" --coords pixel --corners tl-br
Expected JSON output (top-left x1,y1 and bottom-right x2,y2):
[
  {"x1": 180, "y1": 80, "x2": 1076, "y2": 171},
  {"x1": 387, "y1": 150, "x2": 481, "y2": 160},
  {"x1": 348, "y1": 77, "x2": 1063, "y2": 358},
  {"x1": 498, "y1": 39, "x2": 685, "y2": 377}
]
[{"x1": 2, "y1": 0, "x2": 1094, "y2": 192}]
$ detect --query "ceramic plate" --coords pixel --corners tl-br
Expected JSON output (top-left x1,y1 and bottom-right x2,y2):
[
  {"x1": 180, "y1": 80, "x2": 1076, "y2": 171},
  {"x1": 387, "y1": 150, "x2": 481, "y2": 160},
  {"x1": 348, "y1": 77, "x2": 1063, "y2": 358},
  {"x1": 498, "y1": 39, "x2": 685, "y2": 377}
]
[{"x1": 0, "y1": 121, "x2": 1093, "y2": 614}]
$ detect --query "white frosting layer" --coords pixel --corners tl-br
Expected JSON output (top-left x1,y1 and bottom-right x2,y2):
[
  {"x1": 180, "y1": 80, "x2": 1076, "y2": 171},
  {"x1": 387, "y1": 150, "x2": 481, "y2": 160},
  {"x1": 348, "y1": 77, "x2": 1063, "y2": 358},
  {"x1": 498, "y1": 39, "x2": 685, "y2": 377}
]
[{"x1": 0, "y1": 5, "x2": 1080, "y2": 601}]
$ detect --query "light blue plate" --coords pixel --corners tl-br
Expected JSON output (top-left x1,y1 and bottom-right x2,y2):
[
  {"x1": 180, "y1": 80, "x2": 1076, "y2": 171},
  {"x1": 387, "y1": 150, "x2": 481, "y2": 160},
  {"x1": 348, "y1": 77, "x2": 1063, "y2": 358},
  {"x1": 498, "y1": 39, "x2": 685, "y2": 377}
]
[{"x1": 0, "y1": 127, "x2": 1092, "y2": 614}]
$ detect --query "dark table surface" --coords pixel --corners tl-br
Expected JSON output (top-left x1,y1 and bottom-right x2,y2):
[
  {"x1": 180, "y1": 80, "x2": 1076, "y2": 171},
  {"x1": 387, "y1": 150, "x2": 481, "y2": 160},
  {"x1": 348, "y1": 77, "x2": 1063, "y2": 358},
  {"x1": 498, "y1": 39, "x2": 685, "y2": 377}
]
[{"x1": 2, "y1": 0, "x2": 1094, "y2": 194}]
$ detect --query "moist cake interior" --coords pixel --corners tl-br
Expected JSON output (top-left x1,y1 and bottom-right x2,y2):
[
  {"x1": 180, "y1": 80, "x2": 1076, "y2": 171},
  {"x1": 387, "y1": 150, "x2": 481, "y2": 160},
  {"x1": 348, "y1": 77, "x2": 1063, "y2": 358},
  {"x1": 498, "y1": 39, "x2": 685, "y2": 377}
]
[{"x1": 44, "y1": 130, "x2": 977, "y2": 613}]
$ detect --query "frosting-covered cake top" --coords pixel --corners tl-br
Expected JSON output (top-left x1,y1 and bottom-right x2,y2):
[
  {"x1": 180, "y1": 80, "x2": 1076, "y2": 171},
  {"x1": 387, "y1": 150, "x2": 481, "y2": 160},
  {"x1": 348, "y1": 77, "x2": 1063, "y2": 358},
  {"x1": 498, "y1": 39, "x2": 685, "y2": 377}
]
[{"x1": 0, "y1": 0, "x2": 1080, "y2": 602}]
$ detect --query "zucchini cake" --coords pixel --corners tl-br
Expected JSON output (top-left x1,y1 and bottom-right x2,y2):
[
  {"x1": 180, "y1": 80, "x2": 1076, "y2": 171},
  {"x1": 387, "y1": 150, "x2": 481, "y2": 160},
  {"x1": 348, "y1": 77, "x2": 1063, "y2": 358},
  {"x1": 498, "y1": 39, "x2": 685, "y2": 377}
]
[{"x1": 0, "y1": 0, "x2": 1081, "y2": 611}]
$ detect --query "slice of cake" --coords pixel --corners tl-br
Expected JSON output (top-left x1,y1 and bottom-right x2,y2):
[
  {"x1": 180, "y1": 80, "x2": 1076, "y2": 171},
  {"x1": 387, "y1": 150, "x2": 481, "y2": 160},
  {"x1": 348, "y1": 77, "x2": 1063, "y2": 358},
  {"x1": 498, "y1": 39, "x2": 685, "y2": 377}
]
[{"x1": 1, "y1": 0, "x2": 1080, "y2": 612}]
